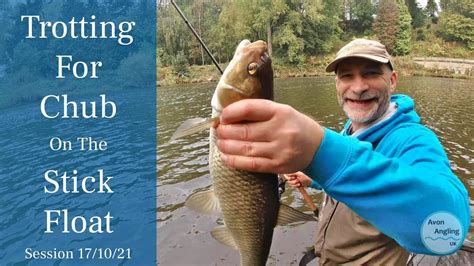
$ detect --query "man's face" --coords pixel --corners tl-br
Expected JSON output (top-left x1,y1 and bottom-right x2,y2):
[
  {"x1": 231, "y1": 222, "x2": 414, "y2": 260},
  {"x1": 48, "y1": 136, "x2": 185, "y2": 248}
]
[{"x1": 335, "y1": 58, "x2": 397, "y2": 127}]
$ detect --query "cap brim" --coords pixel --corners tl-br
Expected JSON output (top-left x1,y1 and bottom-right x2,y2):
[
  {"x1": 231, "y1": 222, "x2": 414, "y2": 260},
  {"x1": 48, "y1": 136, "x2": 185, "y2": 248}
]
[{"x1": 325, "y1": 55, "x2": 390, "y2": 73}]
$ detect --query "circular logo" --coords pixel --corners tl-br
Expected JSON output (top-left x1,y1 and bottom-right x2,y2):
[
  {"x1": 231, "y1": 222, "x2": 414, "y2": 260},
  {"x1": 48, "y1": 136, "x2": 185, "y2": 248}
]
[{"x1": 421, "y1": 212, "x2": 463, "y2": 254}]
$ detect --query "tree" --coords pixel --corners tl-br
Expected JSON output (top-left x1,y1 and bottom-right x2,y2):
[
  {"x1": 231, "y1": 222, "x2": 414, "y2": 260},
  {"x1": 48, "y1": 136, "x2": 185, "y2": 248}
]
[
  {"x1": 157, "y1": 3, "x2": 195, "y2": 66},
  {"x1": 172, "y1": 51, "x2": 189, "y2": 77},
  {"x1": 373, "y1": 0, "x2": 411, "y2": 56},
  {"x1": 302, "y1": 0, "x2": 342, "y2": 55},
  {"x1": 209, "y1": 1, "x2": 251, "y2": 63},
  {"x1": 273, "y1": 8, "x2": 305, "y2": 64},
  {"x1": 393, "y1": 0, "x2": 411, "y2": 55},
  {"x1": 438, "y1": 0, "x2": 474, "y2": 49},
  {"x1": 215, "y1": 0, "x2": 322, "y2": 65},
  {"x1": 373, "y1": 0, "x2": 399, "y2": 53},
  {"x1": 340, "y1": 0, "x2": 376, "y2": 36},
  {"x1": 191, "y1": 0, "x2": 205, "y2": 65},
  {"x1": 246, "y1": 0, "x2": 289, "y2": 57},
  {"x1": 440, "y1": 0, "x2": 474, "y2": 19},
  {"x1": 350, "y1": 0, "x2": 376, "y2": 35},
  {"x1": 425, "y1": 0, "x2": 438, "y2": 23},
  {"x1": 438, "y1": 12, "x2": 474, "y2": 50},
  {"x1": 405, "y1": 0, "x2": 426, "y2": 28}
]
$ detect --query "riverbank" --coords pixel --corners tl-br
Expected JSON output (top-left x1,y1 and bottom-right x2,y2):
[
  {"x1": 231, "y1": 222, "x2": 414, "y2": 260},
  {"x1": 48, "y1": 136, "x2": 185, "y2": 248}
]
[{"x1": 157, "y1": 55, "x2": 473, "y2": 87}]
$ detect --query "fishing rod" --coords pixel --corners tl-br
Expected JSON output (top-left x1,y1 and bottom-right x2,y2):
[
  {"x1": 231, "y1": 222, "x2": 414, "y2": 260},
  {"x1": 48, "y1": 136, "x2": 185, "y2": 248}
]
[
  {"x1": 170, "y1": 0, "x2": 223, "y2": 75},
  {"x1": 280, "y1": 174, "x2": 319, "y2": 217}
]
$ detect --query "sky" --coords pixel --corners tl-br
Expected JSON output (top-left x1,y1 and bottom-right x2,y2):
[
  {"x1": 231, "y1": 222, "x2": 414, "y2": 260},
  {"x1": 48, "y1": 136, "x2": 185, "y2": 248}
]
[
  {"x1": 418, "y1": 0, "x2": 428, "y2": 7},
  {"x1": 416, "y1": 0, "x2": 441, "y2": 8}
]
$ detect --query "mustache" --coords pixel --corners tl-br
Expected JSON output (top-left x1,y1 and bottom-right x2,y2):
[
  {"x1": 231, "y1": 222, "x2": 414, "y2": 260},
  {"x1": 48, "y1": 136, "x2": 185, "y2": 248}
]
[{"x1": 344, "y1": 91, "x2": 379, "y2": 101}]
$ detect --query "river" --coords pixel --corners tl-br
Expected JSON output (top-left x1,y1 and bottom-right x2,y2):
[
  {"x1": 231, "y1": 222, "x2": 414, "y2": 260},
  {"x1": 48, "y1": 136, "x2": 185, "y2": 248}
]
[{"x1": 157, "y1": 76, "x2": 473, "y2": 265}]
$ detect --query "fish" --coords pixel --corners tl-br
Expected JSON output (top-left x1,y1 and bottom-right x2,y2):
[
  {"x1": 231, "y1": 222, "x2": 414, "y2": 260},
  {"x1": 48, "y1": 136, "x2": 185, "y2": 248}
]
[{"x1": 172, "y1": 39, "x2": 316, "y2": 266}]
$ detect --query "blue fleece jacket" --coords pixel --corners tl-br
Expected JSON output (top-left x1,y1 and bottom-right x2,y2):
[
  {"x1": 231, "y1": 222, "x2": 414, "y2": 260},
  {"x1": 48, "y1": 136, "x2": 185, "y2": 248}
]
[{"x1": 303, "y1": 94, "x2": 470, "y2": 255}]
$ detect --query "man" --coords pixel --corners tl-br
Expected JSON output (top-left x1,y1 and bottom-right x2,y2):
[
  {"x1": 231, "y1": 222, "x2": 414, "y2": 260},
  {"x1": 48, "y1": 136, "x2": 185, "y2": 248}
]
[{"x1": 215, "y1": 39, "x2": 470, "y2": 264}]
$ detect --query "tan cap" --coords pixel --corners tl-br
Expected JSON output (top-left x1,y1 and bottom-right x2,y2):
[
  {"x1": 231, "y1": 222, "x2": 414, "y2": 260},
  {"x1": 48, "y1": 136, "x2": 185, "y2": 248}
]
[{"x1": 326, "y1": 38, "x2": 394, "y2": 72}]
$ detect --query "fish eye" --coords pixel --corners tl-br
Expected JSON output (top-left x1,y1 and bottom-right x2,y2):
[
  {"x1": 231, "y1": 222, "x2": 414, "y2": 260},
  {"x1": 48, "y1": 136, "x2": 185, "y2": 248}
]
[{"x1": 247, "y1": 62, "x2": 258, "y2": 75}]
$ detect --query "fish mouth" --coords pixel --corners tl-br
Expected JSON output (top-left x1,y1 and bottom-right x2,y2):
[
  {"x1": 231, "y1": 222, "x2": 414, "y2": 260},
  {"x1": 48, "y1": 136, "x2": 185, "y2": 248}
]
[
  {"x1": 242, "y1": 40, "x2": 270, "y2": 70},
  {"x1": 260, "y1": 52, "x2": 270, "y2": 64},
  {"x1": 256, "y1": 52, "x2": 271, "y2": 70}
]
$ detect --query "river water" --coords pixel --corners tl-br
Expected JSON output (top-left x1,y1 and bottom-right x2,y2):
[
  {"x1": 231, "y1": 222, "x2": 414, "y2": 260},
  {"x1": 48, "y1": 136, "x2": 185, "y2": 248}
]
[{"x1": 157, "y1": 76, "x2": 473, "y2": 265}]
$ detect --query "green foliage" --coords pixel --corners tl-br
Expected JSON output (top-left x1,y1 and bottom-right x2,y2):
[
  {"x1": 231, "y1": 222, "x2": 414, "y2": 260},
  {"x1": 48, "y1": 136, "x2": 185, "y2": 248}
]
[
  {"x1": 251, "y1": 0, "x2": 288, "y2": 35},
  {"x1": 425, "y1": 0, "x2": 439, "y2": 23},
  {"x1": 405, "y1": 0, "x2": 426, "y2": 28},
  {"x1": 158, "y1": 1, "x2": 329, "y2": 66},
  {"x1": 156, "y1": 0, "x2": 473, "y2": 72},
  {"x1": 212, "y1": 0, "x2": 259, "y2": 61},
  {"x1": 373, "y1": 0, "x2": 399, "y2": 53},
  {"x1": 157, "y1": 4, "x2": 194, "y2": 66},
  {"x1": 243, "y1": 0, "x2": 312, "y2": 65},
  {"x1": 343, "y1": 0, "x2": 376, "y2": 35},
  {"x1": 438, "y1": 12, "x2": 474, "y2": 50},
  {"x1": 411, "y1": 30, "x2": 473, "y2": 58},
  {"x1": 393, "y1": 0, "x2": 412, "y2": 55},
  {"x1": 433, "y1": 0, "x2": 474, "y2": 51},
  {"x1": 415, "y1": 28, "x2": 426, "y2": 41},
  {"x1": 373, "y1": 0, "x2": 411, "y2": 56},
  {"x1": 440, "y1": 0, "x2": 474, "y2": 19},
  {"x1": 274, "y1": 9, "x2": 305, "y2": 64},
  {"x1": 172, "y1": 51, "x2": 190, "y2": 77},
  {"x1": 303, "y1": 0, "x2": 342, "y2": 55}
]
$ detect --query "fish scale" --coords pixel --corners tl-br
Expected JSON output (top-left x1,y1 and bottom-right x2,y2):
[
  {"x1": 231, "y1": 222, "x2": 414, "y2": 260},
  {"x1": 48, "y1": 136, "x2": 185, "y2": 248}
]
[{"x1": 210, "y1": 128, "x2": 280, "y2": 265}]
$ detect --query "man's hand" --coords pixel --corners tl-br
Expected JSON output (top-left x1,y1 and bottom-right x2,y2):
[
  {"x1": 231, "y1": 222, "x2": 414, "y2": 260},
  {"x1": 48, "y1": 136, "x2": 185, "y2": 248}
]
[
  {"x1": 284, "y1": 172, "x2": 313, "y2": 188},
  {"x1": 216, "y1": 99, "x2": 324, "y2": 173}
]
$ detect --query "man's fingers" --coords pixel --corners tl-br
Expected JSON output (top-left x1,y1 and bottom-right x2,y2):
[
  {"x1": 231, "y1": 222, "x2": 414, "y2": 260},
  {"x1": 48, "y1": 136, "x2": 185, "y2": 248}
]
[
  {"x1": 220, "y1": 99, "x2": 275, "y2": 124},
  {"x1": 218, "y1": 139, "x2": 274, "y2": 158},
  {"x1": 216, "y1": 121, "x2": 270, "y2": 141},
  {"x1": 285, "y1": 173, "x2": 297, "y2": 179},
  {"x1": 220, "y1": 154, "x2": 276, "y2": 173},
  {"x1": 287, "y1": 179, "x2": 301, "y2": 188}
]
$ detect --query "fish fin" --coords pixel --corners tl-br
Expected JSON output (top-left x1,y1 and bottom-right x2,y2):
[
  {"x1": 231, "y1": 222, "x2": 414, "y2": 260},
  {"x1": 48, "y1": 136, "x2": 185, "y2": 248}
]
[
  {"x1": 276, "y1": 203, "x2": 317, "y2": 226},
  {"x1": 211, "y1": 226, "x2": 239, "y2": 250},
  {"x1": 185, "y1": 189, "x2": 221, "y2": 215},
  {"x1": 170, "y1": 117, "x2": 219, "y2": 141}
]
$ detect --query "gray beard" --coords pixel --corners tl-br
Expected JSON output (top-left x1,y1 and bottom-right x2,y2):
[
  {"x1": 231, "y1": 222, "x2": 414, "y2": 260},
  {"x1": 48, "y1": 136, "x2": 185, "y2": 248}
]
[{"x1": 343, "y1": 98, "x2": 390, "y2": 125}]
